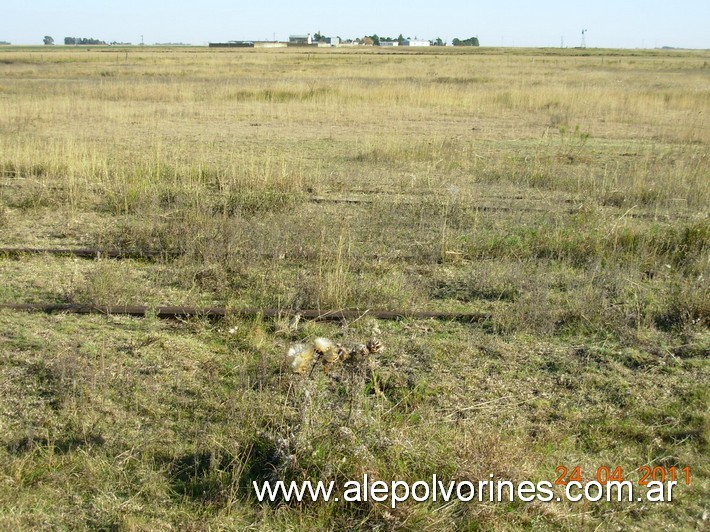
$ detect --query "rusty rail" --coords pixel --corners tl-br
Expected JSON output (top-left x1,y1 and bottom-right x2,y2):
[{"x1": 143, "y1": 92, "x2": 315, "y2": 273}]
[
  {"x1": 0, "y1": 303, "x2": 490, "y2": 323},
  {"x1": 0, "y1": 247, "x2": 180, "y2": 260}
]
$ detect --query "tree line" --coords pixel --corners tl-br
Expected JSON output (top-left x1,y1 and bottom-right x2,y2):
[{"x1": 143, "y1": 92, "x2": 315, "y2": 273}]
[
  {"x1": 43, "y1": 36, "x2": 109, "y2": 45},
  {"x1": 64, "y1": 37, "x2": 107, "y2": 45},
  {"x1": 355, "y1": 34, "x2": 478, "y2": 46},
  {"x1": 312, "y1": 32, "x2": 479, "y2": 47}
]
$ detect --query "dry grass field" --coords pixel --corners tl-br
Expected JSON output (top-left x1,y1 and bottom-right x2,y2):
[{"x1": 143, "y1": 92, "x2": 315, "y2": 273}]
[{"x1": 0, "y1": 45, "x2": 708, "y2": 529}]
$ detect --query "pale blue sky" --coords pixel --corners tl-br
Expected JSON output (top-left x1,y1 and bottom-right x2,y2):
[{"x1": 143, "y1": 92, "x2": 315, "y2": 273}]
[{"x1": 2, "y1": 0, "x2": 709, "y2": 48}]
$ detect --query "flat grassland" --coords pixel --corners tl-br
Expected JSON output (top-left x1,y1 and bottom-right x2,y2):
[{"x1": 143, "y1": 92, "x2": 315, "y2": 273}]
[{"x1": 0, "y1": 46, "x2": 708, "y2": 529}]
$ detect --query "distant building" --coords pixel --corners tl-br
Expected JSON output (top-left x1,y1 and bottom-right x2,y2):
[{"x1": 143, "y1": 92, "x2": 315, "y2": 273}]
[
  {"x1": 254, "y1": 41, "x2": 287, "y2": 48},
  {"x1": 379, "y1": 41, "x2": 399, "y2": 47},
  {"x1": 402, "y1": 39, "x2": 430, "y2": 47},
  {"x1": 209, "y1": 41, "x2": 287, "y2": 48},
  {"x1": 325, "y1": 37, "x2": 340, "y2": 45},
  {"x1": 209, "y1": 41, "x2": 254, "y2": 48},
  {"x1": 289, "y1": 34, "x2": 312, "y2": 45}
]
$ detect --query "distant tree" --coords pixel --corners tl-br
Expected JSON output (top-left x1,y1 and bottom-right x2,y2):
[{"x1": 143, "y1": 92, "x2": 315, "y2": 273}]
[
  {"x1": 64, "y1": 37, "x2": 107, "y2": 45},
  {"x1": 43, "y1": 35, "x2": 54, "y2": 45},
  {"x1": 452, "y1": 36, "x2": 479, "y2": 46},
  {"x1": 361, "y1": 36, "x2": 374, "y2": 46},
  {"x1": 397, "y1": 33, "x2": 405, "y2": 44},
  {"x1": 313, "y1": 31, "x2": 326, "y2": 42},
  {"x1": 433, "y1": 37, "x2": 445, "y2": 46}
]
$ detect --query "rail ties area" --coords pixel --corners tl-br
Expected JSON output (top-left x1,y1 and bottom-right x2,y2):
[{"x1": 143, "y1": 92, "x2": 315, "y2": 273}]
[{"x1": 0, "y1": 246, "x2": 490, "y2": 323}]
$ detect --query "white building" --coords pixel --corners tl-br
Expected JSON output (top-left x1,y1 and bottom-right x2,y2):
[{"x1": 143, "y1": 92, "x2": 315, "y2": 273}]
[
  {"x1": 379, "y1": 41, "x2": 399, "y2": 47},
  {"x1": 402, "y1": 39, "x2": 430, "y2": 47},
  {"x1": 289, "y1": 34, "x2": 312, "y2": 45}
]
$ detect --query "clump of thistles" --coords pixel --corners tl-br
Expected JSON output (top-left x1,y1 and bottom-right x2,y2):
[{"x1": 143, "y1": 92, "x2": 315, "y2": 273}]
[
  {"x1": 285, "y1": 337, "x2": 384, "y2": 374},
  {"x1": 286, "y1": 343, "x2": 314, "y2": 374}
]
